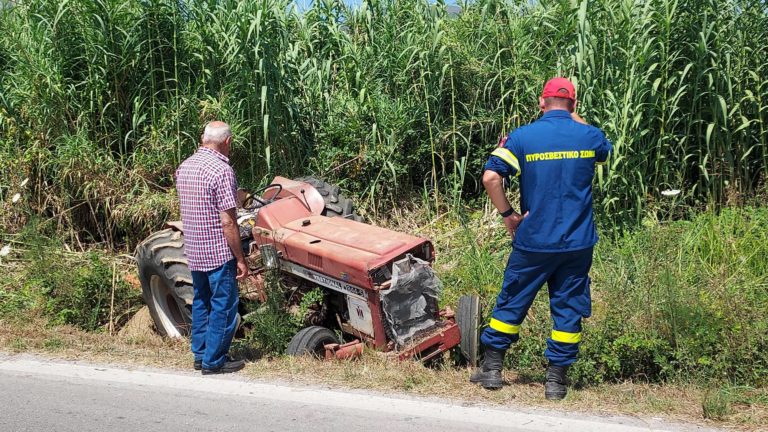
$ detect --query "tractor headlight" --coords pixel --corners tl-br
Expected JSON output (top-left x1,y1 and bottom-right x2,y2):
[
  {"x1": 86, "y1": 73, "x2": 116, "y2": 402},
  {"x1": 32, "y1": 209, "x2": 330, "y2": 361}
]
[{"x1": 259, "y1": 244, "x2": 279, "y2": 270}]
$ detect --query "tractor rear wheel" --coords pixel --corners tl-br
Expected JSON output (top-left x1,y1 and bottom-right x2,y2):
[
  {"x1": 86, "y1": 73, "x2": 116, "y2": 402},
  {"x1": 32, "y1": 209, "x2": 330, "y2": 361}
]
[
  {"x1": 286, "y1": 326, "x2": 339, "y2": 358},
  {"x1": 135, "y1": 229, "x2": 194, "y2": 337},
  {"x1": 294, "y1": 177, "x2": 362, "y2": 221},
  {"x1": 457, "y1": 295, "x2": 481, "y2": 367}
]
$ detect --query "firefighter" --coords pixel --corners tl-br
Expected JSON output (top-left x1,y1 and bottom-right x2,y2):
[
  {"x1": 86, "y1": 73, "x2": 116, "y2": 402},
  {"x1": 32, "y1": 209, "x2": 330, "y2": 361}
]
[{"x1": 469, "y1": 77, "x2": 612, "y2": 400}]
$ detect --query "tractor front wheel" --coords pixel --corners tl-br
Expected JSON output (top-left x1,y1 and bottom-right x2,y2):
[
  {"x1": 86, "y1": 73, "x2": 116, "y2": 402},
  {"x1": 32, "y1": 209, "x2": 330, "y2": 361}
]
[
  {"x1": 457, "y1": 295, "x2": 481, "y2": 367},
  {"x1": 286, "y1": 326, "x2": 339, "y2": 358},
  {"x1": 135, "y1": 229, "x2": 194, "y2": 337}
]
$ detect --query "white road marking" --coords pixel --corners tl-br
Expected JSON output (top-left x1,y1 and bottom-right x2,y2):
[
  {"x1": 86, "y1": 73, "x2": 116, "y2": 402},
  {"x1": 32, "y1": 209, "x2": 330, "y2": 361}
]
[{"x1": 0, "y1": 358, "x2": 677, "y2": 432}]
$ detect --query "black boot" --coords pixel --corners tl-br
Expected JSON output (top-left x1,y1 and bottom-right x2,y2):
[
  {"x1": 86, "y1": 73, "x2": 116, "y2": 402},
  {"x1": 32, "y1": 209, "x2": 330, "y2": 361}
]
[
  {"x1": 469, "y1": 348, "x2": 505, "y2": 389},
  {"x1": 201, "y1": 356, "x2": 245, "y2": 375},
  {"x1": 544, "y1": 364, "x2": 569, "y2": 400}
]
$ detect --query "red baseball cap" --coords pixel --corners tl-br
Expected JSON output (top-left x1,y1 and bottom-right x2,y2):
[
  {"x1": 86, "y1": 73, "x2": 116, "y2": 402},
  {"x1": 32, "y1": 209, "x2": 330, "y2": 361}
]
[{"x1": 541, "y1": 77, "x2": 576, "y2": 101}]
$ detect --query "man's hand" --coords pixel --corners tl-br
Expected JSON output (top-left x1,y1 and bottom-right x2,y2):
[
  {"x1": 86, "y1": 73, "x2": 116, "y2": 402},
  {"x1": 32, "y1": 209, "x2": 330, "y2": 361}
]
[
  {"x1": 483, "y1": 170, "x2": 527, "y2": 239},
  {"x1": 235, "y1": 259, "x2": 249, "y2": 281},
  {"x1": 503, "y1": 211, "x2": 529, "y2": 239}
]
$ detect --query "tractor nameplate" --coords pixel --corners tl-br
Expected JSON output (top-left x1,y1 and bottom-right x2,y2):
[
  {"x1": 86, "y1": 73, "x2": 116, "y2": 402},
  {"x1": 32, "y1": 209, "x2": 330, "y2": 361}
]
[{"x1": 280, "y1": 261, "x2": 367, "y2": 300}]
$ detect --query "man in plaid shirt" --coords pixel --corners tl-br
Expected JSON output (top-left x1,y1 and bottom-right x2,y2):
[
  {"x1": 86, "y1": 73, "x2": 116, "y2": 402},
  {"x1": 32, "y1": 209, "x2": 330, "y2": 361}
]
[{"x1": 176, "y1": 121, "x2": 249, "y2": 374}]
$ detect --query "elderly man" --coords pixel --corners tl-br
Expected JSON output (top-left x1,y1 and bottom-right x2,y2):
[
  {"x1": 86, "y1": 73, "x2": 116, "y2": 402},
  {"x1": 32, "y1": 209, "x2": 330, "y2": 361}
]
[
  {"x1": 176, "y1": 121, "x2": 249, "y2": 374},
  {"x1": 470, "y1": 78, "x2": 612, "y2": 399}
]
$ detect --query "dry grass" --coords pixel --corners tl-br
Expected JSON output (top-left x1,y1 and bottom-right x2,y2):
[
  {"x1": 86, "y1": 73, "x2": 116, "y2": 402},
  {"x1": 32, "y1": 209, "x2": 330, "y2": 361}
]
[
  {"x1": 1, "y1": 319, "x2": 766, "y2": 431},
  {"x1": 0, "y1": 319, "x2": 189, "y2": 369}
]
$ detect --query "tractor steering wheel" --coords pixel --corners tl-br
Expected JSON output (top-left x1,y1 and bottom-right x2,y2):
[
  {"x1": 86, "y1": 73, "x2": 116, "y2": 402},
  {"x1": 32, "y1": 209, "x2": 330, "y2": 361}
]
[{"x1": 243, "y1": 184, "x2": 283, "y2": 210}]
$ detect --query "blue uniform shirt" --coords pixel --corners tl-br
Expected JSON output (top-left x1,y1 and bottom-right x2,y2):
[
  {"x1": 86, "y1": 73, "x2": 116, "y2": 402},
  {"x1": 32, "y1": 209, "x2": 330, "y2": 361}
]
[{"x1": 485, "y1": 110, "x2": 612, "y2": 252}]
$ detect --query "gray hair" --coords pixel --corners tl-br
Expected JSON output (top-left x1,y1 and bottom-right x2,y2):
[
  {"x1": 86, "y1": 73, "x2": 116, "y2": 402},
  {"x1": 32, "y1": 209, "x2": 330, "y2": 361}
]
[{"x1": 202, "y1": 122, "x2": 232, "y2": 145}]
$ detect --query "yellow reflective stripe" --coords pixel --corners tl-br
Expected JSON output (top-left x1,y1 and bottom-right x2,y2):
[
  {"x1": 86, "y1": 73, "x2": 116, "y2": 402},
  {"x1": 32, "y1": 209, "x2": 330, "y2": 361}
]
[
  {"x1": 491, "y1": 148, "x2": 521, "y2": 176},
  {"x1": 596, "y1": 160, "x2": 607, "y2": 165},
  {"x1": 551, "y1": 330, "x2": 582, "y2": 344},
  {"x1": 489, "y1": 318, "x2": 520, "y2": 335}
]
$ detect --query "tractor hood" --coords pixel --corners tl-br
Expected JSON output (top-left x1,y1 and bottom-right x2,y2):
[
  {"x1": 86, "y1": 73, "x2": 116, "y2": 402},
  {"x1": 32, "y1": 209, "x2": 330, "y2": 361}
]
[{"x1": 271, "y1": 216, "x2": 433, "y2": 290}]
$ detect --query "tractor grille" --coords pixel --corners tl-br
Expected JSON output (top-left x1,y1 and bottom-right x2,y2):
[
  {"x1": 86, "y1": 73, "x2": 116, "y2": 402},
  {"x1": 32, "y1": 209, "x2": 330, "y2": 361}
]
[
  {"x1": 308, "y1": 253, "x2": 323, "y2": 269},
  {"x1": 381, "y1": 254, "x2": 441, "y2": 347}
]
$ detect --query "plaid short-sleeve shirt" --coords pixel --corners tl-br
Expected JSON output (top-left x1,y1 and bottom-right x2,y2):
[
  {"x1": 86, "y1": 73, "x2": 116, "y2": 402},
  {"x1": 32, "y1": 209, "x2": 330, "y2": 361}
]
[{"x1": 175, "y1": 147, "x2": 238, "y2": 271}]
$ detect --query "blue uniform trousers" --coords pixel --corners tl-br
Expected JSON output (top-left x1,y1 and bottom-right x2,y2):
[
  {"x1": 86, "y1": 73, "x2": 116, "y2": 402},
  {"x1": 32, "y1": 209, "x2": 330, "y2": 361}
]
[
  {"x1": 480, "y1": 247, "x2": 593, "y2": 366},
  {"x1": 191, "y1": 259, "x2": 239, "y2": 369}
]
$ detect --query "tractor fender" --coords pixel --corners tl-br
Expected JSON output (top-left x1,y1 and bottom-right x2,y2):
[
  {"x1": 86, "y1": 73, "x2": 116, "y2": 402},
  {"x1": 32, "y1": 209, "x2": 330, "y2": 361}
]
[{"x1": 270, "y1": 176, "x2": 326, "y2": 216}]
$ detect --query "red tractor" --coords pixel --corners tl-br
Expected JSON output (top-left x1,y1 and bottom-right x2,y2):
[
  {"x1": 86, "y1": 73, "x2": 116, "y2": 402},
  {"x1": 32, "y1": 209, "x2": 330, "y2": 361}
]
[{"x1": 135, "y1": 177, "x2": 479, "y2": 362}]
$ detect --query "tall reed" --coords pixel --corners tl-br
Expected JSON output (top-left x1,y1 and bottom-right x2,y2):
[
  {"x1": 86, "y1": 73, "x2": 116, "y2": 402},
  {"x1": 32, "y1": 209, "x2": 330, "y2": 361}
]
[{"x1": 0, "y1": 0, "x2": 766, "y2": 242}]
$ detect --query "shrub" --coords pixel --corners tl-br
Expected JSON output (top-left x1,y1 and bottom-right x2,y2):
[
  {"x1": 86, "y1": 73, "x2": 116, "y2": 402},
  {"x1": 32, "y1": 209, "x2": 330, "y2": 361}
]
[
  {"x1": 592, "y1": 208, "x2": 768, "y2": 385},
  {"x1": 3, "y1": 221, "x2": 141, "y2": 331},
  {"x1": 440, "y1": 208, "x2": 768, "y2": 386},
  {"x1": 42, "y1": 253, "x2": 133, "y2": 331},
  {"x1": 241, "y1": 275, "x2": 298, "y2": 356},
  {"x1": 0, "y1": 284, "x2": 37, "y2": 319}
]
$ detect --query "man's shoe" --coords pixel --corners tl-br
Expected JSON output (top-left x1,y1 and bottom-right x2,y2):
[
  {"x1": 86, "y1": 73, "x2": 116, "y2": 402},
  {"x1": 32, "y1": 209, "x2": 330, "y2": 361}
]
[
  {"x1": 194, "y1": 359, "x2": 202, "y2": 371},
  {"x1": 469, "y1": 348, "x2": 505, "y2": 389},
  {"x1": 201, "y1": 358, "x2": 245, "y2": 375},
  {"x1": 544, "y1": 364, "x2": 569, "y2": 400}
]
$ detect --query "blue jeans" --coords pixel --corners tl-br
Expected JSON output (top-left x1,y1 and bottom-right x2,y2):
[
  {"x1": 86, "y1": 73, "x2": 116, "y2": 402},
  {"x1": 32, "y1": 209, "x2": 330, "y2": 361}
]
[
  {"x1": 480, "y1": 247, "x2": 593, "y2": 366},
  {"x1": 191, "y1": 259, "x2": 239, "y2": 369}
]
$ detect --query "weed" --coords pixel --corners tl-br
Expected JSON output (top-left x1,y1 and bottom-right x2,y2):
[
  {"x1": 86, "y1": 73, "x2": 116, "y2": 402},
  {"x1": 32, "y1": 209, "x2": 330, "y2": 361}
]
[
  {"x1": 0, "y1": 284, "x2": 37, "y2": 319},
  {"x1": 402, "y1": 374, "x2": 421, "y2": 391},
  {"x1": 291, "y1": 287, "x2": 324, "y2": 328},
  {"x1": 39, "y1": 252, "x2": 140, "y2": 331},
  {"x1": 2, "y1": 221, "x2": 141, "y2": 331},
  {"x1": 241, "y1": 273, "x2": 297, "y2": 356},
  {"x1": 42, "y1": 337, "x2": 64, "y2": 351},
  {"x1": 10, "y1": 337, "x2": 26, "y2": 351},
  {"x1": 702, "y1": 387, "x2": 732, "y2": 420}
]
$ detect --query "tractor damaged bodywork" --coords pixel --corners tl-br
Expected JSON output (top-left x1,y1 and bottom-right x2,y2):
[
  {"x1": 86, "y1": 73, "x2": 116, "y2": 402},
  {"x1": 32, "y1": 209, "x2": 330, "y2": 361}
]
[{"x1": 151, "y1": 176, "x2": 460, "y2": 361}]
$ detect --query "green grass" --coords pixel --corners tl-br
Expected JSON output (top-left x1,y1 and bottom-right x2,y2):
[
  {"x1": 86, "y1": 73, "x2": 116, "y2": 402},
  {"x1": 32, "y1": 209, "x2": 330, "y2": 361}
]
[
  {"x1": 436, "y1": 207, "x2": 768, "y2": 387},
  {"x1": 0, "y1": 220, "x2": 142, "y2": 332}
]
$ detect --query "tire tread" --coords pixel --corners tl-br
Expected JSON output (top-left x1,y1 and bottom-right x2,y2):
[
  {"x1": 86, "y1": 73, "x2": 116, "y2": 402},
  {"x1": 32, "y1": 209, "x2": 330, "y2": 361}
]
[
  {"x1": 135, "y1": 228, "x2": 193, "y2": 337},
  {"x1": 294, "y1": 177, "x2": 360, "y2": 219}
]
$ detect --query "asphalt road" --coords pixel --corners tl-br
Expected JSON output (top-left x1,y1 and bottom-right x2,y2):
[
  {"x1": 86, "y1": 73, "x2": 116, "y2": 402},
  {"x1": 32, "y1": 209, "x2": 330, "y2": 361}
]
[{"x1": 0, "y1": 356, "x2": 717, "y2": 432}]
